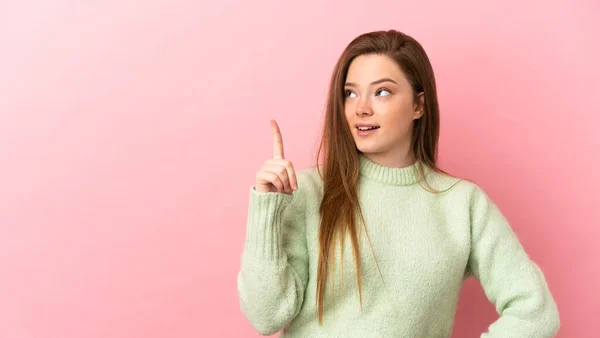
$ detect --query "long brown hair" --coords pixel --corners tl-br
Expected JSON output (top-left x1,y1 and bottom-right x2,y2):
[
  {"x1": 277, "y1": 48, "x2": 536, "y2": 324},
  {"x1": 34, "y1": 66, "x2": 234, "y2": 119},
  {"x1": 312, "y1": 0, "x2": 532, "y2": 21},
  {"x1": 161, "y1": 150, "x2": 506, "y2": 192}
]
[{"x1": 314, "y1": 29, "x2": 458, "y2": 325}]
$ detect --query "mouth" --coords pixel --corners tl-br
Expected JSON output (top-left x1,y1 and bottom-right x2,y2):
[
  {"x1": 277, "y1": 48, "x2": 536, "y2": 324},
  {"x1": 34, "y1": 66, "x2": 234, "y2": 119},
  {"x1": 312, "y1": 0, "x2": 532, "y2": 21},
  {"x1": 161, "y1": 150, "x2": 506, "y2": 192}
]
[
  {"x1": 356, "y1": 126, "x2": 380, "y2": 131},
  {"x1": 355, "y1": 125, "x2": 380, "y2": 136}
]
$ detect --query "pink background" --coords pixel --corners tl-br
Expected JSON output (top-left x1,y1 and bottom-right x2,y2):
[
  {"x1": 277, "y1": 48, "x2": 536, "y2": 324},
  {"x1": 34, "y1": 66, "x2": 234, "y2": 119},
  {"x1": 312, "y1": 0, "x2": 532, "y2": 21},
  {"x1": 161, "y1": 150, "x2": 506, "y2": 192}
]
[{"x1": 1, "y1": 1, "x2": 598, "y2": 337}]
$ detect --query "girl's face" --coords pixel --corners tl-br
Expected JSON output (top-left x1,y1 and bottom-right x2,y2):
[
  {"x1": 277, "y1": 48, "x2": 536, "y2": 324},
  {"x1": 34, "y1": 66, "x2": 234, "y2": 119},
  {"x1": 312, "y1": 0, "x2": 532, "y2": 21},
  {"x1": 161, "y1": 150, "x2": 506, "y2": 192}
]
[{"x1": 344, "y1": 54, "x2": 423, "y2": 167}]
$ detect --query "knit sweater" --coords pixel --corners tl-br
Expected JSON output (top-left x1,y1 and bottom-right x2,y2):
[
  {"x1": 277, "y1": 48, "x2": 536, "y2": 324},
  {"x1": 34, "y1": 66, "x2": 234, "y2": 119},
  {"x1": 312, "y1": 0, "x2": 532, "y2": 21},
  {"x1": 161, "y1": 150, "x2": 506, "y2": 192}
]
[{"x1": 237, "y1": 154, "x2": 560, "y2": 337}]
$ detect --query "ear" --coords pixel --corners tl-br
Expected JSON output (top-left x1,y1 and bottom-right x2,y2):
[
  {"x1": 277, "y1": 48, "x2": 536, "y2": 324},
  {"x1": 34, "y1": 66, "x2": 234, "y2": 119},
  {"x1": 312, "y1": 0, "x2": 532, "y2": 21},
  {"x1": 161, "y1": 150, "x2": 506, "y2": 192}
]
[{"x1": 413, "y1": 92, "x2": 425, "y2": 120}]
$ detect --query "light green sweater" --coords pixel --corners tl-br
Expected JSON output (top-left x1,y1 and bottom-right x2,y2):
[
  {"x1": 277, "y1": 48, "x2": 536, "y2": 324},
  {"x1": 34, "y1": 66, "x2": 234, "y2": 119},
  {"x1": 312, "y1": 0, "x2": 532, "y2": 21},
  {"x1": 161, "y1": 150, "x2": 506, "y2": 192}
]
[{"x1": 237, "y1": 154, "x2": 560, "y2": 337}]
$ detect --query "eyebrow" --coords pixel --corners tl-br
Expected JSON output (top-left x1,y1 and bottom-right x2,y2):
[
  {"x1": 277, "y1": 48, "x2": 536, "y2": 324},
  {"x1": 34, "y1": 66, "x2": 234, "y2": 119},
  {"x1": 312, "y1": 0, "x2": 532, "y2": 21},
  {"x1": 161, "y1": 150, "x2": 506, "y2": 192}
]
[{"x1": 344, "y1": 78, "x2": 398, "y2": 87}]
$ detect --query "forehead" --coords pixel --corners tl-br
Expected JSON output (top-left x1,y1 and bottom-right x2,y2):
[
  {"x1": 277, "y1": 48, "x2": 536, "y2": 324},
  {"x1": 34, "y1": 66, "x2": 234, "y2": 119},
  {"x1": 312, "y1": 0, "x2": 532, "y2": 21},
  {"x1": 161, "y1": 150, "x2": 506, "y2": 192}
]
[{"x1": 346, "y1": 54, "x2": 406, "y2": 83}]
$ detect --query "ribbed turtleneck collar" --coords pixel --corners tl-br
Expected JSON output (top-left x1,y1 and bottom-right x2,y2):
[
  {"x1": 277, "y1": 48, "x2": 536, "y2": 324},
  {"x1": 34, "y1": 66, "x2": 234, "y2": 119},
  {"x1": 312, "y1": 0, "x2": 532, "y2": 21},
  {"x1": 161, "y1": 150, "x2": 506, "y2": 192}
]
[{"x1": 358, "y1": 153, "x2": 428, "y2": 186}]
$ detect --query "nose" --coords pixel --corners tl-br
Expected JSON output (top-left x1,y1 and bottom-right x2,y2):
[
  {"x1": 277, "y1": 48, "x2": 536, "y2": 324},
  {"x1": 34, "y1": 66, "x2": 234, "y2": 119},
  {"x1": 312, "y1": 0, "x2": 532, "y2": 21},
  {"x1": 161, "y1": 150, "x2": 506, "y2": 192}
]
[{"x1": 355, "y1": 97, "x2": 373, "y2": 116}]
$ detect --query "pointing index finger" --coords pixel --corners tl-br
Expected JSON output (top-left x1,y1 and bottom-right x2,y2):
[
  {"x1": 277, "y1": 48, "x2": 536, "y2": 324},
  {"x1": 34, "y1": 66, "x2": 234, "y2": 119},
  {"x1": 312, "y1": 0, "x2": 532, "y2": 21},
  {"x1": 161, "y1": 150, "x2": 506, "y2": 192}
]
[{"x1": 271, "y1": 120, "x2": 285, "y2": 159}]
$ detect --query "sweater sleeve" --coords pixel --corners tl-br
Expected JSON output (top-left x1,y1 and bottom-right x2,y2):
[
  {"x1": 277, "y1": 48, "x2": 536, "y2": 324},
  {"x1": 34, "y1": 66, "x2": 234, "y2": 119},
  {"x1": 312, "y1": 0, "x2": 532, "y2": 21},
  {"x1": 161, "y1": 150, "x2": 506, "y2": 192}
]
[
  {"x1": 466, "y1": 186, "x2": 560, "y2": 338},
  {"x1": 236, "y1": 178, "x2": 309, "y2": 335}
]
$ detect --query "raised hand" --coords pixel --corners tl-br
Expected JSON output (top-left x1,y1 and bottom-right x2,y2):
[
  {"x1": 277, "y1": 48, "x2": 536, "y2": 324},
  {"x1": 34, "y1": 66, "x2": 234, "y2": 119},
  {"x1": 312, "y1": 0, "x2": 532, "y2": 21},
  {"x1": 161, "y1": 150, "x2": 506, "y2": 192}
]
[{"x1": 254, "y1": 120, "x2": 298, "y2": 194}]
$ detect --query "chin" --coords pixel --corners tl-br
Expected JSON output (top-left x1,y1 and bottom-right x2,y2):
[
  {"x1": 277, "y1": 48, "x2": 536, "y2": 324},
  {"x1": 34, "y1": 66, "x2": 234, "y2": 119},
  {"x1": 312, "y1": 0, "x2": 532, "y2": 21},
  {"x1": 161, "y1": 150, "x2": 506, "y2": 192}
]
[{"x1": 355, "y1": 143, "x2": 382, "y2": 155}]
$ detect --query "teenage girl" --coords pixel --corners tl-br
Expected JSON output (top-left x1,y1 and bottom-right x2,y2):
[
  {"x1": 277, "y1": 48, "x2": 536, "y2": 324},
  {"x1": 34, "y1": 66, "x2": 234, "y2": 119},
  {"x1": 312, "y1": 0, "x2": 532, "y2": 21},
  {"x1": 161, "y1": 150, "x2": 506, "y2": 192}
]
[{"x1": 237, "y1": 29, "x2": 560, "y2": 337}]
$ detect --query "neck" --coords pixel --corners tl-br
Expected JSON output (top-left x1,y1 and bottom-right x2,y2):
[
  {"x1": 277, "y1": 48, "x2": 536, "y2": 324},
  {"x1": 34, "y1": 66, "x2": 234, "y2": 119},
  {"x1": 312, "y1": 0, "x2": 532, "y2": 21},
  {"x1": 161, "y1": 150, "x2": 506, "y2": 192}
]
[
  {"x1": 358, "y1": 153, "x2": 425, "y2": 186},
  {"x1": 360, "y1": 149, "x2": 416, "y2": 168}
]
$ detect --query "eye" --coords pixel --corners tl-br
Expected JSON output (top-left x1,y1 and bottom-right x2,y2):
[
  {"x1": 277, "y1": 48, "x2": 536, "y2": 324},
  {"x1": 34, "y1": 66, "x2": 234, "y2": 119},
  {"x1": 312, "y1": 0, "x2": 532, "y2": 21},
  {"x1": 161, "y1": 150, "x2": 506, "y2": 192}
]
[
  {"x1": 376, "y1": 88, "x2": 391, "y2": 96},
  {"x1": 345, "y1": 90, "x2": 357, "y2": 98}
]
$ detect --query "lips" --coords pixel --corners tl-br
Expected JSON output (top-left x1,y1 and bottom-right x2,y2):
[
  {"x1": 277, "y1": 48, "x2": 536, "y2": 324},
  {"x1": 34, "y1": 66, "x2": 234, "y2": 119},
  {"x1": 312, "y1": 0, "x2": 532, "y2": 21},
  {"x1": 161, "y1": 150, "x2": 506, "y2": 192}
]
[
  {"x1": 355, "y1": 124, "x2": 380, "y2": 136},
  {"x1": 355, "y1": 123, "x2": 380, "y2": 131}
]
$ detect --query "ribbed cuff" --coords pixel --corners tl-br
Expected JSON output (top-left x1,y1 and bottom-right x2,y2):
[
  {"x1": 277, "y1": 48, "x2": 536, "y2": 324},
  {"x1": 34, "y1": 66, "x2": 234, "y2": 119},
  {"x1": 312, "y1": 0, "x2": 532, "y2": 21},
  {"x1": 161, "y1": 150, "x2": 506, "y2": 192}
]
[{"x1": 243, "y1": 186, "x2": 293, "y2": 261}]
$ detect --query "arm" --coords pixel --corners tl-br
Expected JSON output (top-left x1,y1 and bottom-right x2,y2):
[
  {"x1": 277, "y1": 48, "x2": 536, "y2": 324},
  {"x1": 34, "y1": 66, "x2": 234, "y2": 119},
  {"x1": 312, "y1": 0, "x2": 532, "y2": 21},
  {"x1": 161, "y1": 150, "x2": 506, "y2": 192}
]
[
  {"x1": 236, "y1": 180, "x2": 309, "y2": 335},
  {"x1": 466, "y1": 186, "x2": 560, "y2": 337}
]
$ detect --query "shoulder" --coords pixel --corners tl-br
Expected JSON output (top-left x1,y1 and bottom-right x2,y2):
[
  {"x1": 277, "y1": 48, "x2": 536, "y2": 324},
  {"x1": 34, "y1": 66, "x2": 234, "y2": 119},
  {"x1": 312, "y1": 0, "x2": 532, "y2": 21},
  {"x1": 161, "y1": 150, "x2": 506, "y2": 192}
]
[
  {"x1": 425, "y1": 170, "x2": 504, "y2": 226},
  {"x1": 424, "y1": 167, "x2": 488, "y2": 202}
]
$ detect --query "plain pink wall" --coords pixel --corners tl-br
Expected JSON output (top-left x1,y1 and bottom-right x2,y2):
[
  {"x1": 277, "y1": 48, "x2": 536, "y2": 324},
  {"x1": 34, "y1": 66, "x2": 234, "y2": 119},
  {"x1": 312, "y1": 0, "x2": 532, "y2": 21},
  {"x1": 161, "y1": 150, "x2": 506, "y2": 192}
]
[{"x1": 1, "y1": 1, "x2": 597, "y2": 337}]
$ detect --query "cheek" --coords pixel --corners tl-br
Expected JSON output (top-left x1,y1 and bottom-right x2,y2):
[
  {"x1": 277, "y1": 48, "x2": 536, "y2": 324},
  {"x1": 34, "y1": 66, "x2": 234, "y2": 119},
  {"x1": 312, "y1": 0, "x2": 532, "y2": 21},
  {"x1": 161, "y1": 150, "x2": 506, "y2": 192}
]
[
  {"x1": 377, "y1": 99, "x2": 413, "y2": 124},
  {"x1": 344, "y1": 100, "x2": 353, "y2": 114},
  {"x1": 344, "y1": 102, "x2": 356, "y2": 122}
]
